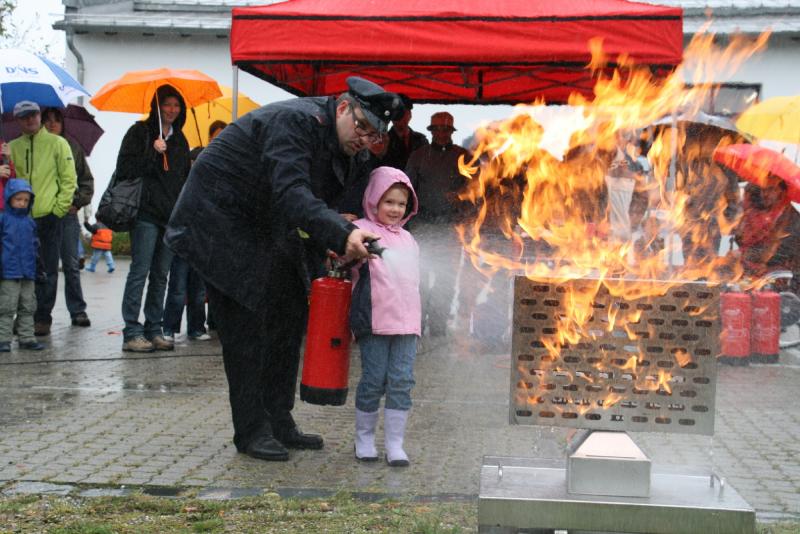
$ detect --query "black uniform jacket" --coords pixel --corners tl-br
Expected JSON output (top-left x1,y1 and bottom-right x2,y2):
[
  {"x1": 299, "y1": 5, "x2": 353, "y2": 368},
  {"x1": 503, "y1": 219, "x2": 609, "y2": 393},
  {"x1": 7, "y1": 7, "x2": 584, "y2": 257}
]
[{"x1": 165, "y1": 97, "x2": 360, "y2": 311}]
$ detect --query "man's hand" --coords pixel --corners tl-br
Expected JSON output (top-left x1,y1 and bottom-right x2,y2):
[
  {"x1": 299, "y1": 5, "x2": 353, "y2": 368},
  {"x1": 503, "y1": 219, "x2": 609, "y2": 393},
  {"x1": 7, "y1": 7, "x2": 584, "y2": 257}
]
[
  {"x1": 0, "y1": 164, "x2": 10, "y2": 180},
  {"x1": 343, "y1": 228, "x2": 380, "y2": 263},
  {"x1": 68, "y1": 206, "x2": 78, "y2": 215},
  {"x1": 0, "y1": 142, "x2": 9, "y2": 157},
  {"x1": 340, "y1": 213, "x2": 358, "y2": 222},
  {"x1": 153, "y1": 138, "x2": 167, "y2": 154}
]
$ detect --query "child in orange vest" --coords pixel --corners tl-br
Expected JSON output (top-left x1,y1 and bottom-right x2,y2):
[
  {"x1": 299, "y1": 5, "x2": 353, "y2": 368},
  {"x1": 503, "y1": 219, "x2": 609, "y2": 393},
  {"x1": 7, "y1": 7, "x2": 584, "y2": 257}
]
[{"x1": 83, "y1": 219, "x2": 115, "y2": 273}]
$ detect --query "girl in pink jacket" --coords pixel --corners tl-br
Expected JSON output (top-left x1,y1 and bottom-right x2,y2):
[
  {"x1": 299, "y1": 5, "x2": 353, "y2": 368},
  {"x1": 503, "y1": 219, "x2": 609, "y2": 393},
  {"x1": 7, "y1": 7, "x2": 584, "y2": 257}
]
[{"x1": 350, "y1": 166, "x2": 421, "y2": 467}]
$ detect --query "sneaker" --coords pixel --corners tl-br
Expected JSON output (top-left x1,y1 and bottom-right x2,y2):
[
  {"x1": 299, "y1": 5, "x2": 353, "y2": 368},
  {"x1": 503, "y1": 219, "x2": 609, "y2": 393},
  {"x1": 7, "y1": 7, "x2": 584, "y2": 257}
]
[
  {"x1": 34, "y1": 322, "x2": 51, "y2": 336},
  {"x1": 150, "y1": 335, "x2": 174, "y2": 351},
  {"x1": 71, "y1": 312, "x2": 91, "y2": 327},
  {"x1": 122, "y1": 336, "x2": 154, "y2": 353},
  {"x1": 188, "y1": 332, "x2": 212, "y2": 341},
  {"x1": 0, "y1": 342, "x2": 10, "y2": 352},
  {"x1": 19, "y1": 341, "x2": 45, "y2": 351},
  {"x1": 85, "y1": 265, "x2": 96, "y2": 272},
  {"x1": 162, "y1": 332, "x2": 175, "y2": 343},
  {"x1": 108, "y1": 267, "x2": 115, "y2": 273}
]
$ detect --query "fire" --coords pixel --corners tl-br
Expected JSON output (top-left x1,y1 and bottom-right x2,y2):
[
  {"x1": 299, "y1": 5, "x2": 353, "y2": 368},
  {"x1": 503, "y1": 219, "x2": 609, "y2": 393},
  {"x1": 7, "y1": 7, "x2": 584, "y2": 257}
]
[{"x1": 460, "y1": 28, "x2": 769, "y2": 416}]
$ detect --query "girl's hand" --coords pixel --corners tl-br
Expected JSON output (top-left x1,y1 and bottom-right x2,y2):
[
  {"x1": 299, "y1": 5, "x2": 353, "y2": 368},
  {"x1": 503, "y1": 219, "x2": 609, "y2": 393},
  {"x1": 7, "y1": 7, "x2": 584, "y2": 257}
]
[
  {"x1": 0, "y1": 164, "x2": 10, "y2": 179},
  {"x1": 153, "y1": 138, "x2": 167, "y2": 154},
  {"x1": 0, "y1": 142, "x2": 9, "y2": 157}
]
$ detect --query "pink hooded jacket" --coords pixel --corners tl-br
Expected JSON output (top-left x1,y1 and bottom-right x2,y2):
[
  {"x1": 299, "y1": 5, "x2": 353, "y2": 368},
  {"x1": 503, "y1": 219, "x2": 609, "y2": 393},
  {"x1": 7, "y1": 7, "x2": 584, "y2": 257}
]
[{"x1": 350, "y1": 167, "x2": 421, "y2": 337}]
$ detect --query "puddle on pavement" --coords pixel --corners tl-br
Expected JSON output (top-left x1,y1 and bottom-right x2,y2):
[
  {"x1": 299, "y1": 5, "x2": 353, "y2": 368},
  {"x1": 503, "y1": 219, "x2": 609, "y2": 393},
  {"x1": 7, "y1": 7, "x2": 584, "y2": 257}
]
[
  {"x1": 3, "y1": 482, "x2": 74, "y2": 496},
  {"x1": 143, "y1": 486, "x2": 183, "y2": 497},
  {"x1": 197, "y1": 487, "x2": 265, "y2": 500}
]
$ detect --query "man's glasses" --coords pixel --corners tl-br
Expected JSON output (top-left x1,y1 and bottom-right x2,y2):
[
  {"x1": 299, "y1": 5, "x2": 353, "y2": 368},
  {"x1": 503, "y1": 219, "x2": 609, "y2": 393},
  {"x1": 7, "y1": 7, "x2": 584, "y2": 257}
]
[
  {"x1": 349, "y1": 104, "x2": 383, "y2": 145},
  {"x1": 429, "y1": 125, "x2": 454, "y2": 132}
]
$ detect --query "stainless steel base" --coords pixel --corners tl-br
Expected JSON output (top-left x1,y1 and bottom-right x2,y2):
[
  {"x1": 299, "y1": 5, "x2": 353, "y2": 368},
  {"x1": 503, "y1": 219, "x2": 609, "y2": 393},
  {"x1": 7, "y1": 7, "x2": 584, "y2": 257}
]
[{"x1": 479, "y1": 456, "x2": 755, "y2": 534}]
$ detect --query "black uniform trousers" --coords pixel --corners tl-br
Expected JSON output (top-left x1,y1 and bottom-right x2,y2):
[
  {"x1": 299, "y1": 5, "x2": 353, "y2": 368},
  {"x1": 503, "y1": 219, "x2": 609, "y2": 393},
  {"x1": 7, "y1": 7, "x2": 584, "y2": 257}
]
[{"x1": 207, "y1": 253, "x2": 309, "y2": 452}]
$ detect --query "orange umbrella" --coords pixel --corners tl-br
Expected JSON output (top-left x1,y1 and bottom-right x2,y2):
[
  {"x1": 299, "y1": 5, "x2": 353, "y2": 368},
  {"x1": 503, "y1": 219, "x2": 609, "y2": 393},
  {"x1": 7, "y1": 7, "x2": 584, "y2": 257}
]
[
  {"x1": 91, "y1": 68, "x2": 222, "y2": 170},
  {"x1": 90, "y1": 68, "x2": 222, "y2": 113}
]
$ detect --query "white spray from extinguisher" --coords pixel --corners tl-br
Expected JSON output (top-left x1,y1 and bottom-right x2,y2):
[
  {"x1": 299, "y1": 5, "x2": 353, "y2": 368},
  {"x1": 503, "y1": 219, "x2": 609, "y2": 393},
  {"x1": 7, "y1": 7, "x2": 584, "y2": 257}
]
[{"x1": 365, "y1": 239, "x2": 414, "y2": 277}]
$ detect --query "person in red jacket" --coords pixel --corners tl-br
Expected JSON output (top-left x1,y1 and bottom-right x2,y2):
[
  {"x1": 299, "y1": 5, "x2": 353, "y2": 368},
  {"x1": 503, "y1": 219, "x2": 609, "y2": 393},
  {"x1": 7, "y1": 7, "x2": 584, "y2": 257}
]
[
  {"x1": 83, "y1": 219, "x2": 115, "y2": 273},
  {"x1": 734, "y1": 179, "x2": 800, "y2": 293}
]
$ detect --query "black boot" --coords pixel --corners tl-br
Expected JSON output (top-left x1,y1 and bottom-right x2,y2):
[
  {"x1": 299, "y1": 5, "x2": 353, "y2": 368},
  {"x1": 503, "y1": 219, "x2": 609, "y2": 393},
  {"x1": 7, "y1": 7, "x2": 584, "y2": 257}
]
[
  {"x1": 244, "y1": 433, "x2": 289, "y2": 461},
  {"x1": 274, "y1": 425, "x2": 324, "y2": 450}
]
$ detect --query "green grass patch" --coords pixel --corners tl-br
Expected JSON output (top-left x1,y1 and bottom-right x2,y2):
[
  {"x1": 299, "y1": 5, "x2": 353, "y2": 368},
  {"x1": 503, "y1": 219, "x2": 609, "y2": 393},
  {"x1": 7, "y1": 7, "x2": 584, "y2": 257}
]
[
  {"x1": 1, "y1": 492, "x2": 797, "y2": 533},
  {"x1": 0, "y1": 492, "x2": 477, "y2": 533}
]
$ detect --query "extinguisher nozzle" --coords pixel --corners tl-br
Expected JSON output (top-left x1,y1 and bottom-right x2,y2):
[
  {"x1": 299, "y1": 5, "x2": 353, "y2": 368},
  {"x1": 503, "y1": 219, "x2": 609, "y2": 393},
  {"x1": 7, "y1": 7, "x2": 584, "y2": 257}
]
[{"x1": 365, "y1": 239, "x2": 386, "y2": 257}]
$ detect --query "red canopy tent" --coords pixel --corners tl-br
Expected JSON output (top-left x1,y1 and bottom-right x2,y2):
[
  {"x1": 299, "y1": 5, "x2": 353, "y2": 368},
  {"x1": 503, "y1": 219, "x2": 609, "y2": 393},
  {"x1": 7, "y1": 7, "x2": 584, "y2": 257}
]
[{"x1": 230, "y1": 0, "x2": 683, "y2": 104}]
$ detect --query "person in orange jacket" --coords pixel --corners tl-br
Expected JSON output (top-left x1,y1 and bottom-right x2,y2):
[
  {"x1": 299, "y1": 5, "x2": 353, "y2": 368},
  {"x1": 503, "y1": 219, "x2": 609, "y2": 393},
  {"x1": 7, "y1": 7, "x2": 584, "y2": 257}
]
[{"x1": 83, "y1": 219, "x2": 115, "y2": 273}]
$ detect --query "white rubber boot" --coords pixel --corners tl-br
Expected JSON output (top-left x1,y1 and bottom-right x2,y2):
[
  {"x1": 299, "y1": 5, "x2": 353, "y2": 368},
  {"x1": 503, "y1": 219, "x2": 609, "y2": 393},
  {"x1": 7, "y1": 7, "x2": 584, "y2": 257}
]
[
  {"x1": 384, "y1": 408, "x2": 410, "y2": 467},
  {"x1": 354, "y1": 408, "x2": 379, "y2": 461}
]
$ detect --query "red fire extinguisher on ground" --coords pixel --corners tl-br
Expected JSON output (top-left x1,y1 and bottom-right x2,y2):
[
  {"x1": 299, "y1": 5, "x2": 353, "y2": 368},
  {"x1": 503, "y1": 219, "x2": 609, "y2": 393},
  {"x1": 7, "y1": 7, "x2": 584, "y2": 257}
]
[
  {"x1": 300, "y1": 240, "x2": 385, "y2": 406},
  {"x1": 720, "y1": 286, "x2": 751, "y2": 366},
  {"x1": 751, "y1": 288, "x2": 780, "y2": 364}
]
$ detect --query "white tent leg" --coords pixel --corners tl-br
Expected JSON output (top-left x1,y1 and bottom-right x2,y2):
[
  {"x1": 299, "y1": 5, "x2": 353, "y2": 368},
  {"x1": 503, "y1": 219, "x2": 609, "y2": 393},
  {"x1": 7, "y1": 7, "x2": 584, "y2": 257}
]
[{"x1": 232, "y1": 65, "x2": 239, "y2": 121}]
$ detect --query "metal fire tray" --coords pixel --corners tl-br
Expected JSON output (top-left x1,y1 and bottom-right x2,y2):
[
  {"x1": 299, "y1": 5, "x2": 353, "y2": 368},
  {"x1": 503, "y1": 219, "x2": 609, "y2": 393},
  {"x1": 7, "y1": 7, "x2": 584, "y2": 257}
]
[
  {"x1": 510, "y1": 276, "x2": 720, "y2": 435},
  {"x1": 478, "y1": 456, "x2": 755, "y2": 534}
]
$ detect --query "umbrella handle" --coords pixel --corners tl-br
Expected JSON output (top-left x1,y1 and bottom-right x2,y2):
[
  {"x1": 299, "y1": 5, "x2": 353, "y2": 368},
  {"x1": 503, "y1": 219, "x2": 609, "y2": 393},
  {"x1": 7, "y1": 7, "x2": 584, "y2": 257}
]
[
  {"x1": 155, "y1": 89, "x2": 169, "y2": 171},
  {"x1": 190, "y1": 107, "x2": 203, "y2": 147}
]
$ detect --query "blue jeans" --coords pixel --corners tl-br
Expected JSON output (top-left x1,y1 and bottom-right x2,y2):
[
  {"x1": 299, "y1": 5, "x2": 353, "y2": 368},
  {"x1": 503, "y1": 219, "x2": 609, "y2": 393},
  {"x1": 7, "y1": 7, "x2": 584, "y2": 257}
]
[
  {"x1": 89, "y1": 249, "x2": 115, "y2": 271},
  {"x1": 34, "y1": 214, "x2": 63, "y2": 325},
  {"x1": 162, "y1": 255, "x2": 206, "y2": 336},
  {"x1": 59, "y1": 213, "x2": 87, "y2": 317},
  {"x1": 121, "y1": 219, "x2": 173, "y2": 341},
  {"x1": 355, "y1": 334, "x2": 417, "y2": 412}
]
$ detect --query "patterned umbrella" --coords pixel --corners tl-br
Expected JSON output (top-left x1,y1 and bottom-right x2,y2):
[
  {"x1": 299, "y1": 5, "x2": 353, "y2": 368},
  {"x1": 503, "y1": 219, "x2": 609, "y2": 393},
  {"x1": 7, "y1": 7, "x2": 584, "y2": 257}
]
[{"x1": 0, "y1": 49, "x2": 89, "y2": 112}]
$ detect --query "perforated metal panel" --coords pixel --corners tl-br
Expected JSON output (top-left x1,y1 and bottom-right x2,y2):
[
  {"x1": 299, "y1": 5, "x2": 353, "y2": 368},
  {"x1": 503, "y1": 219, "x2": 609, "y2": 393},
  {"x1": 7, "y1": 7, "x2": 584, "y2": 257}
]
[{"x1": 511, "y1": 276, "x2": 719, "y2": 435}]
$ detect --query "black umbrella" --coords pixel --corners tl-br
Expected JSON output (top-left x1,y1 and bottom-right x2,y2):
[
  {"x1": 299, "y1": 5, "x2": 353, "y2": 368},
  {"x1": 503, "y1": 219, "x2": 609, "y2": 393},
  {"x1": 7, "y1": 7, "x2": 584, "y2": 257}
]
[
  {"x1": 2, "y1": 103, "x2": 104, "y2": 155},
  {"x1": 653, "y1": 111, "x2": 751, "y2": 142}
]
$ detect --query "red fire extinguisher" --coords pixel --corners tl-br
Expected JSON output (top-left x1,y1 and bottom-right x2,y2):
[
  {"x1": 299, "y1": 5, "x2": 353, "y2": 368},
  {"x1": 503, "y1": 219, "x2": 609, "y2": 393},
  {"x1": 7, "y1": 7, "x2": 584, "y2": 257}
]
[
  {"x1": 300, "y1": 240, "x2": 386, "y2": 406},
  {"x1": 720, "y1": 287, "x2": 751, "y2": 366},
  {"x1": 751, "y1": 288, "x2": 780, "y2": 364},
  {"x1": 300, "y1": 269, "x2": 353, "y2": 406}
]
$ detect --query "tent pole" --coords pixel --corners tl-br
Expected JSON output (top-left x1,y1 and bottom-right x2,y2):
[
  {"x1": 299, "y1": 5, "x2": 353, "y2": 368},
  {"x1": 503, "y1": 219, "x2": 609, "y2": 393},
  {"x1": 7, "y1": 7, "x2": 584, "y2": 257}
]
[{"x1": 232, "y1": 65, "x2": 239, "y2": 121}]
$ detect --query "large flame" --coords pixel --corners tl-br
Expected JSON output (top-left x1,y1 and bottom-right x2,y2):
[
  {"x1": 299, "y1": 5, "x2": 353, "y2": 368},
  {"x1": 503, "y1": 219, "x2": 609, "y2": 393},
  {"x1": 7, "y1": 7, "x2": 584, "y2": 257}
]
[{"x1": 460, "y1": 29, "x2": 769, "y2": 415}]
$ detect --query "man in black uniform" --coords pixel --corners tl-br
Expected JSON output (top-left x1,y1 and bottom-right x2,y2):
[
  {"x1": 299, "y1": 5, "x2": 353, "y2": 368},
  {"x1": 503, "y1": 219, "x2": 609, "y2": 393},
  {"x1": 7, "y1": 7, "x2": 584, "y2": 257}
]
[{"x1": 165, "y1": 77, "x2": 403, "y2": 461}]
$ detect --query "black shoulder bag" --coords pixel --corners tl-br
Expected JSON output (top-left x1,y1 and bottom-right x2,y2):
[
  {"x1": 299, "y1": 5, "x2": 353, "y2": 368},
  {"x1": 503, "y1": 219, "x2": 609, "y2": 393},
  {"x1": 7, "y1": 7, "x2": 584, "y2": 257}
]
[{"x1": 96, "y1": 133, "x2": 148, "y2": 232}]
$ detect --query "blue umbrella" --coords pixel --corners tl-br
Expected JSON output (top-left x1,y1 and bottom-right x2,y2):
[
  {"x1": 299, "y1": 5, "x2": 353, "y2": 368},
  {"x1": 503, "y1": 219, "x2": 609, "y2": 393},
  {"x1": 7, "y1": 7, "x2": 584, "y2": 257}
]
[{"x1": 0, "y1": 49, "x2": 90, "y2": 114}]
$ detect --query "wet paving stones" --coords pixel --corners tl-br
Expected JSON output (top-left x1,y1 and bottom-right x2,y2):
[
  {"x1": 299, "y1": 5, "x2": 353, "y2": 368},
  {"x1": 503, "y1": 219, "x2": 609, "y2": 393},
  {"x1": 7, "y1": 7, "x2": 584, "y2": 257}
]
[{"x1": 0, "y1": 259, "x2": 798, "y2": 521}]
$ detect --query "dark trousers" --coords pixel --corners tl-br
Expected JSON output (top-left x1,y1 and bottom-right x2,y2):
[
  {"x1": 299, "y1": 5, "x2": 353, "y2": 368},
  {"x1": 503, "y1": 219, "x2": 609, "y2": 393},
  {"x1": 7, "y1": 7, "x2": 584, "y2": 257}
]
[
  {"x1": 59, "y1": 212, "x2": 87, "y2": 317},
  {"x1": 34, "y1": 214, "x2": 63, "y2": 324},
  {"x1": 206, "y1": 257, "x2": 308, "y2": 451},
  {"x1": 163, "y1": 255, "x2": 206, "y2": 335}
]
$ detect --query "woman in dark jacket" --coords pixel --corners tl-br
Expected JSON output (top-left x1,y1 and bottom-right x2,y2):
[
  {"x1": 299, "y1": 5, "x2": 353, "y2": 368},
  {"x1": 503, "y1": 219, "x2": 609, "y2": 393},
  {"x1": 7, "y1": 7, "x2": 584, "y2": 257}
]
[
  {"x1": 41, "y1": 106, "x2": 95, "y2": 328},
  {"x1": 118, "y1": 84, "x2": 190, "y2": 353}
]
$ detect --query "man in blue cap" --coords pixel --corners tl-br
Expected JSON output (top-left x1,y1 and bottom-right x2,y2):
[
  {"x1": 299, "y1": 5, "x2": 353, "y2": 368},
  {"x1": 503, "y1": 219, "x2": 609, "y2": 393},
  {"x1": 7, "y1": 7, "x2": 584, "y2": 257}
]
[{"x1": 165, "y1": 77, "x2": 404, "y2": 462}]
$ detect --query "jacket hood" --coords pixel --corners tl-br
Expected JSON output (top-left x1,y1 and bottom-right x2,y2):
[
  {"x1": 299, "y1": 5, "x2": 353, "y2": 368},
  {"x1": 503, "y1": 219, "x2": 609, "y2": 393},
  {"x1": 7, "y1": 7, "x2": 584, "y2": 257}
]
[
  {"x1": 4, "y1": 178, "x2": 34, "y2": 215},
  {"x1": 362, "y1": 166, "x2": 418, "y2": 227},
  {"x1": 145, "y1": 84, "x2": 187, "y2": 133}
]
